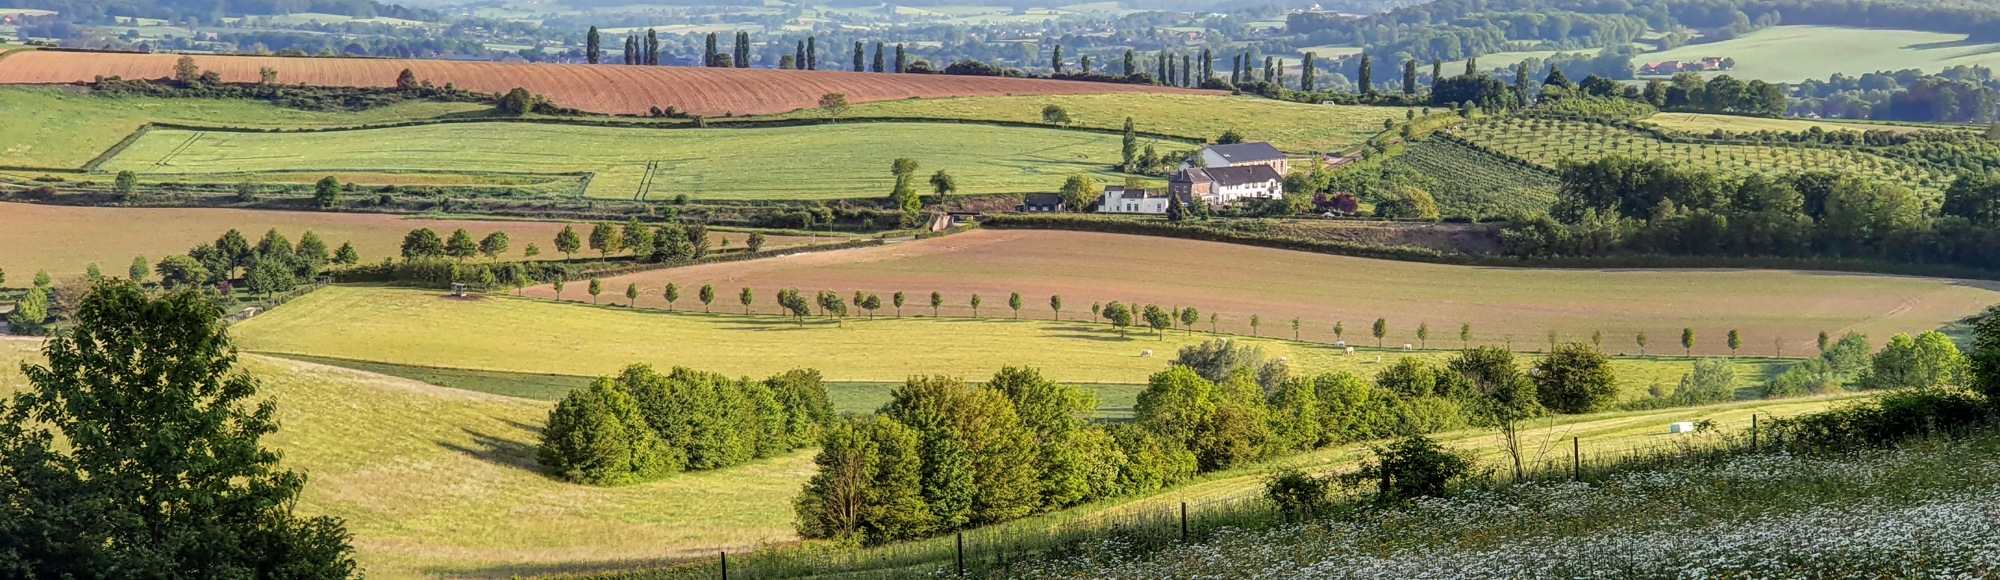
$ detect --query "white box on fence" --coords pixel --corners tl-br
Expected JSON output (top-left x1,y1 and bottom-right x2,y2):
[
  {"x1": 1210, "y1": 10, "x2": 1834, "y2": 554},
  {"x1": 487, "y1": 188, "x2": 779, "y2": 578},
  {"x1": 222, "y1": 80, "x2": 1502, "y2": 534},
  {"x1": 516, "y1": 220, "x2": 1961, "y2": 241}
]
[{"x1": 1669, "y1": 421, "x2": 1696, "y2": 434}]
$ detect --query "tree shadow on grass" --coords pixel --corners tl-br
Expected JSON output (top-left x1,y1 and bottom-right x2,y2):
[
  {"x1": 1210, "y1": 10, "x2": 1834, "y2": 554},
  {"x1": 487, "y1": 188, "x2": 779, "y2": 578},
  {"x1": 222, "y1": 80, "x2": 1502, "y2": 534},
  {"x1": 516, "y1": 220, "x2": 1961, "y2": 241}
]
[
  {"x1": 1044, "y1": 332, "x2": 1147, "y2": 343},
  {"x1": 439, "y1": 427, "x2": 541, "y2": 471}
]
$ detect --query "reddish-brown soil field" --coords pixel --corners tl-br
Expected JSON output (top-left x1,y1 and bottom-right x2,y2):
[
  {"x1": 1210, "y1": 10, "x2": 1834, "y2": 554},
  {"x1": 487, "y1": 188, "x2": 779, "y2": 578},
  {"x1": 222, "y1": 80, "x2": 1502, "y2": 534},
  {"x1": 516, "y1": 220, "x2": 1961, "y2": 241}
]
[
  {"x1": 0, "y1": 50, "x2": 1220, "y2": 116},
  {"x1": 0, "y1": 201, "x2": 818, "y2": 279},
  {"x1": 523, "y1": 229, "x2": 2000, "y2": 357}
]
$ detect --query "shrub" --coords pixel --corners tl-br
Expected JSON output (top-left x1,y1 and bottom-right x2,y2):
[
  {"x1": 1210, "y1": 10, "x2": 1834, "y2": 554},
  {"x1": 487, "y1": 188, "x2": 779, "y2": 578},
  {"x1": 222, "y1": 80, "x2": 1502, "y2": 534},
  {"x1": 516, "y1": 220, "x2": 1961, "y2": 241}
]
[
  {"x1": 1346, "y1": 434, "x2": 1474, "y2": 503},
  {"x1": 1770, "y1": 387, "x2": 1992, "y2": 449},
  {"x1": 1264, "y1": 467, "x2": 1333, "y2": 518},
  {"x1": 537, "y1": 378, "x2": 680, "y2": 485},
  {"x1": 1534, "y1": 342, "x2": 1616, "y2": 414}
]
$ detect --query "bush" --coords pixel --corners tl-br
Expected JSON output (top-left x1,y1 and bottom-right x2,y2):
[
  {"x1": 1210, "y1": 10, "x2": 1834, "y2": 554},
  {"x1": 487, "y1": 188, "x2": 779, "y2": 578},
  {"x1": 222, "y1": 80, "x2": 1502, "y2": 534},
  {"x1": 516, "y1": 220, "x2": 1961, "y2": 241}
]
[
  {"x1": 1346, "y1": 434, "x2": 1474, "y2": 503},
  {"x1": 1770, "y1": 387, "x2": 1993, "y2": 449},
  {"x1": 1264, "y1": 467, "x2": 1333, "y2": 518},
  {"x1": 1534, "y1": 342, "x2": 1616, "y2": 414},
  {"x1": 538, "y1": 365, "x2": 832, "y2": 485}
]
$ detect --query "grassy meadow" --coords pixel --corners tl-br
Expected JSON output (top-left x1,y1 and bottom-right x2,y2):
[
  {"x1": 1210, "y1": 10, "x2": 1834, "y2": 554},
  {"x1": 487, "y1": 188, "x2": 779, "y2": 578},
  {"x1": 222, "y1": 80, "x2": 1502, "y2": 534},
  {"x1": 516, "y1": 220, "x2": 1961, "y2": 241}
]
[
  {"x1": 0, "y1": 339, "x2": 813, "y2": 580},
  {"x1": 1645, "y1": 112, "x2": 1926, "y2": 135},
  {"x1": 234, "y1": 285, "x2": 1801, "y2": 401},
  {"x1": 0, "y1": 87, "x2": 489, "y2": 169},
  {"x1": 519, "y1": 229, "x2": 2000, "y2": 358},
  {"x1": 100, "y1": 122, "x2": 1138, "y2": 200},
  {"x1": 1641, "y1": 25, "x2": 2000, "y2": 83},
  {"x1": 747, "y1": 93, "x2": 1410, "y2": 153}
]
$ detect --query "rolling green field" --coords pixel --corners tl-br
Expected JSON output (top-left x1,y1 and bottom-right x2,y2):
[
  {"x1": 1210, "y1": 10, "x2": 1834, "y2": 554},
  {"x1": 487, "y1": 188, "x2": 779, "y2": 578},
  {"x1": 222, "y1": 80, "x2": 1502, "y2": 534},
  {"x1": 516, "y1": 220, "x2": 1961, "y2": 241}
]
[
  {"x1": 99, "y1": 121, "x2": 1138, "y2": 200},
  {"x1": 0, "y1": 87, "x2": 490, "y2": 169},
  {"x1": 1640, "y1": 26, "x2": 2000, "y2": 83},
  {"x1": 0, "y1": 339, "x2": 814, "y2": 580},
  {"x1": 1454, "y1": 116, "x2": 1954, "y2": 193},
  {"x1": 748, "y1": 93, "x2": 1409, "y2": 153},
  {"x1": 233, "y1": 285, "x2": 1792, "y2": 399}
]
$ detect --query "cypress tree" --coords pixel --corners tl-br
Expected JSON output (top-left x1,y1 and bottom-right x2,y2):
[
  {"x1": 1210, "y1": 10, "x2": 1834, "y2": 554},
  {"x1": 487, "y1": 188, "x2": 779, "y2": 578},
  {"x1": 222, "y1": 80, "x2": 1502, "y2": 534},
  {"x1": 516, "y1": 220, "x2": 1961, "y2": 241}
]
[
  {"x1": 1199, "y1": 48, "x2": 1212, "y2": 84},
  {"x1": 873, "y1": 42, "x2": 885, "y2": 72},
  {"x1": 1156, "y1": 51, "x2": 1167, "y2": 84},
  {"x1": 1264, "y1": 56, "x2": 1274, "y2": 83},
  {"x1": 796, "y1": 40, "x2": 806, "y2": 71},
  {"x1": 894, "y1": 43, "x2": 907, "y2": 73},
  {"x1": 1052, "y1": 44, "x2": 1064, "y2": 74},
  {"x1": 646, "y1": 29, "x2": 659, "y2": 65},
  {"x1": 1358, "y1": 53, "x2": 1373, "y2": 95},
  {"x1": 586, "y1": 26, "x2": 601, "y2": 64},
  {"x1": 1180, "y1": 54, "x2": 1190, "y2": 87},
  {"x1": 807, "y1": 36, "x2": 817, "y2": 70},
  {"x1": 1301, "y1": 52, "x2": 1317, "y2": 92},
  {"x1": 853, "y1": 41, "x2": 864, "y2": 71},
  {"x1": 704, "y1": 33, "x2": 719, "y2": 67},
  {"x1": 1432, "y1": 58, "x2": 1443, "y2": 86},
  {"x1": 1123, "y1": 49, "x2": 1135, "y2": 76},
  {"x1": 1403, "y1": 59, "x2": 1417, "y2": 94},
  {"x1": 736, "y1": 32, "x2": 750, "y2": 68}
]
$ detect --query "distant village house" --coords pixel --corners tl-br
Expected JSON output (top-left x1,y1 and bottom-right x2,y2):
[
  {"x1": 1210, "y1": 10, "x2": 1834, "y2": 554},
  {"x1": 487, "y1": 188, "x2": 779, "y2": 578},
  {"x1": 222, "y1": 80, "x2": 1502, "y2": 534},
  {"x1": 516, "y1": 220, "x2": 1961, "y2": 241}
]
[
  {"x1": 1171, "y1": 141, "x2": 1288, "y2": 205},
  {"x1": 1640, "y1": 57, "x2": 1731, "y2": 75},
  {"x1": 1097, "y1": 187, "x2": 1190, "y2": 214},
  {"x1": 1018, "y1": 193, "x2": 1066, "y2": 213}
]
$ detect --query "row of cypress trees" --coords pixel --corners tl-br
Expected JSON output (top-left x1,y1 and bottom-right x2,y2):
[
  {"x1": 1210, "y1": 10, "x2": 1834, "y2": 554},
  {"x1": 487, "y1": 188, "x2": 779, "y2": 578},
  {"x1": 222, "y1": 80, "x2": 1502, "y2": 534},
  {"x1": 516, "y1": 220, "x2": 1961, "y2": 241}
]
[{"x1": 539, "y1": 365, "x2": 833, "y2": 485}]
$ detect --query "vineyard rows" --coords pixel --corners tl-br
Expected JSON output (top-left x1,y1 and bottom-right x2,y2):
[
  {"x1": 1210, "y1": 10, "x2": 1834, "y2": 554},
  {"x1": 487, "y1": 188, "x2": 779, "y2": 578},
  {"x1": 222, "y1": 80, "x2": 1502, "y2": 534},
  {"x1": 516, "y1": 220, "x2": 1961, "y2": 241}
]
[{"x1": 1385, "y1": 139, "x2": 1560, "y2": 218}]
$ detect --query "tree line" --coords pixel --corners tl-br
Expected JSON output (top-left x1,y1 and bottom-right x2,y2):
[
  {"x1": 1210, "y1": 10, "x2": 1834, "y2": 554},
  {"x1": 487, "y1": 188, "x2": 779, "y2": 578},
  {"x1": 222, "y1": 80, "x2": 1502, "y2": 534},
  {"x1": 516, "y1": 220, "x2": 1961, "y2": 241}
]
[
  {"x1": 538, "y1": 365, "x2": 833, "y2": 485},
  {"x1": 792, "y1": 338, "x2": 1616, "y2": 545},
  {"x1": 1500, "y1": 155, "x2": 2000, "y2": 272}
]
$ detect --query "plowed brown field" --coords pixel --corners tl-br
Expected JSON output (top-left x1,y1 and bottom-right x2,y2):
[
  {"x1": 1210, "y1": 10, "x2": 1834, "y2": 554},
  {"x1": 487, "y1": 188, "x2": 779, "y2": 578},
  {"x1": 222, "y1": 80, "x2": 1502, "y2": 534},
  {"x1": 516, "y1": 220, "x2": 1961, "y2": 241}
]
[{"x1": 0, "y1": 50, "x2": 1219, "y2": 116}]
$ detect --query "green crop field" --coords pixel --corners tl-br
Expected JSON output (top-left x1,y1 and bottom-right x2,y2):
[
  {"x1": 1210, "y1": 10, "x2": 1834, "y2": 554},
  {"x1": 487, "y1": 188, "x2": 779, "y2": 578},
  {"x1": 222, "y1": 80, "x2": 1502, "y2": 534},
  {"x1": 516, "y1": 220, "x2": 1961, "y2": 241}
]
[
  {"x1": 1639, "y1": 26, "x2": 2000, "y2": 84},
  {"x1": 1452, "y1": 116, "x2": 1955, "y2": 193},
  {"x1": 98, "y1": 121, "x2": 1139, "y2": 200},
  {"x1": 235, "y1": 285, "x2": 1798, "y2": 399},
  {"x1": 0, "y1": 87, "x2": 490, "y2": 169},
  {"x1": 1381, "y1": 138, "x2": 1561, "y2": 217},
  {"x1": 747, "y1": 93, "x2": 1409, "y2": 153}
]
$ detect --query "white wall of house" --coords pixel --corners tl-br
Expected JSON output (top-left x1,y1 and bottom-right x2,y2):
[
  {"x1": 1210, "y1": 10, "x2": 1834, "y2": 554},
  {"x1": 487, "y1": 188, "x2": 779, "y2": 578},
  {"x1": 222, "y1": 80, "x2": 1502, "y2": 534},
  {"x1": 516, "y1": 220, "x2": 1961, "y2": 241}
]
[
  {"x1": 1100, "y1": 194, "x2": 1171, "y2": 214},
  {"x1": 1211, "y1": 180, "x2": 1283, "y2": 203}
]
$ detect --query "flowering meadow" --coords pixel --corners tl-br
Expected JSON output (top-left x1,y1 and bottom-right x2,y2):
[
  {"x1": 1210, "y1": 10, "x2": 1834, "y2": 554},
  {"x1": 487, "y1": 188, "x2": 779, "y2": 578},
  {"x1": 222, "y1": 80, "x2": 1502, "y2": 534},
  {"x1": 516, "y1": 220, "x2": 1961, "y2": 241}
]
[{"x1": 992, "y1": 436, "x2": 2000, "y2": 579}]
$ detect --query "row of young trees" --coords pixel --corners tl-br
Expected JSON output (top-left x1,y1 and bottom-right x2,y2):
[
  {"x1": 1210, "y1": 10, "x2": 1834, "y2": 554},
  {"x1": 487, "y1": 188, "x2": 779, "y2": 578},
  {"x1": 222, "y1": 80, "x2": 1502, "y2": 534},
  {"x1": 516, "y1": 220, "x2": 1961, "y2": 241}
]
[
  {"x1": 538, "y1": 365, "x2": 833, "y2": 485},
  {"x1": 792, "y1": 338, "x2": 1619, "y2": 546},
  {"x1": 159, "y1": 228, "x2": 360, "y2": 297}
]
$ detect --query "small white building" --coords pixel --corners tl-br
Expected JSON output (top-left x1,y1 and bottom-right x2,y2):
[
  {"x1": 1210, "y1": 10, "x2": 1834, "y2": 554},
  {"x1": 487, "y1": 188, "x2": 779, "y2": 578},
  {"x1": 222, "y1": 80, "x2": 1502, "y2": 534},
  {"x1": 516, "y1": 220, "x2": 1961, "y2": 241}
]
[{"x1": 1097, "y1": 187, "x2": 1188, "y2": 214}]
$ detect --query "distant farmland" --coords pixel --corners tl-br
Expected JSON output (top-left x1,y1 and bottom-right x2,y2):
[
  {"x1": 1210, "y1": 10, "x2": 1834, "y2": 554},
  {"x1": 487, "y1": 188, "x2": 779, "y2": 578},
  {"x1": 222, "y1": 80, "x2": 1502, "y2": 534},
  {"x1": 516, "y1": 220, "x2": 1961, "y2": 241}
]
[
  {"x1": 0, "y1": 50, "x2": 1218, "y2": 116},
  {"x1": 102, "y1": 122, "x2": 1143, "y2": 199},
  {"x1": 534, "y1": 229, "x2": 2000, "y2": 357},
  {"x1": 0, "y1": 201, "x2": 810, "y2": 279}
]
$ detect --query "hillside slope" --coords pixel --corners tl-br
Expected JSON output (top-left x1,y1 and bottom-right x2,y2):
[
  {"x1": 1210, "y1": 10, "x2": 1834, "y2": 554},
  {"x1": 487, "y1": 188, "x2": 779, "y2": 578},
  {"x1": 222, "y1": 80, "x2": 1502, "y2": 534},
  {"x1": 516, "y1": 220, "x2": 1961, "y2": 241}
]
[{"x1": 0, "y1": 51, "x2": 1218, "y2": 116}]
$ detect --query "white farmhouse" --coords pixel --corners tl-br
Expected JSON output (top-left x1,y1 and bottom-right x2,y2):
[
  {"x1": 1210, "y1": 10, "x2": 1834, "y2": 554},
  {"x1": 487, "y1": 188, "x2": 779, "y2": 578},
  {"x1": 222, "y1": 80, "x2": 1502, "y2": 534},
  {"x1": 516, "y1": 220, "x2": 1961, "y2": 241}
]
[
  {"x1": 1168, "y1": 165, "x2": 1285, "y2": 205},
  {"x1": 1097, "y1": 187, "x2": 1189, "y2": 214}
]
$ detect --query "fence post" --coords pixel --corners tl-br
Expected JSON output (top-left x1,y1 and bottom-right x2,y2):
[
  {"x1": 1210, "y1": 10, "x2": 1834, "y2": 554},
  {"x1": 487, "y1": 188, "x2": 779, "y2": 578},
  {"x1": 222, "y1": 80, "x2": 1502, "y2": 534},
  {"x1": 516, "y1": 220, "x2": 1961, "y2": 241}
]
[
  {"x1": 1180, "y1": 501, "x2": 1188, "y2": 543},
  {"x1": 1752, "y1": 413, "x2": 1759, "y2": 451},
  {"x1": 956, "y1": 532, "x2": 964, "y2": 577},
  {"x1": 720, "y1": 551, "x2": 727, "y2": 580},
  {"x1": 1572, "y1": 436, "x2": 1580, "y2": 481}
]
